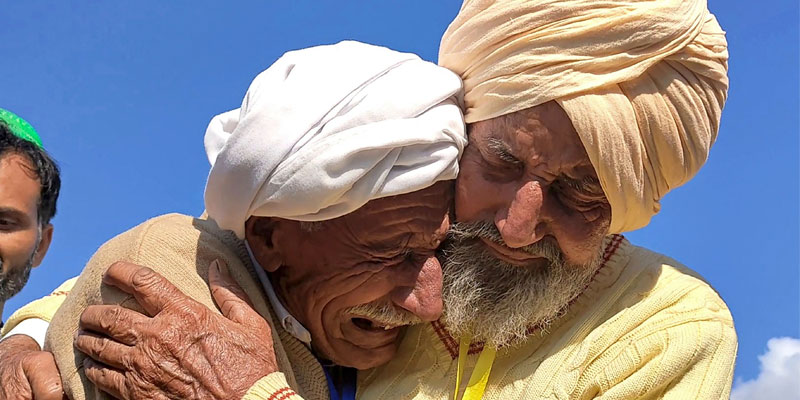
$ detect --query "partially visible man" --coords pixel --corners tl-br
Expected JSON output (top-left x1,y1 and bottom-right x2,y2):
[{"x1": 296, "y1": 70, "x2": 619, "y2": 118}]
[
  {"x1": 360, "y1": 0, "x2": 736, "y2": 399},
  {"x1": 0, "y1": 109, "x2": 60, "y2": 322},
  {"x1": 0, "y1": 108, "x2": 63, "y2": 400}
]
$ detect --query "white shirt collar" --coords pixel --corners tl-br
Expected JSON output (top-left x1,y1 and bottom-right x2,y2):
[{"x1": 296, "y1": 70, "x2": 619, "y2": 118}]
[{"x1": 245, "y1": 241, "x2": 312, "y2": 345}]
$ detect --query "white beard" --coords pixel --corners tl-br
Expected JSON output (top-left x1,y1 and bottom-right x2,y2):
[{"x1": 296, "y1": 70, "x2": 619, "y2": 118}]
[{"x1": 440, "y1": 221, "x2": 602, "y2": 348}]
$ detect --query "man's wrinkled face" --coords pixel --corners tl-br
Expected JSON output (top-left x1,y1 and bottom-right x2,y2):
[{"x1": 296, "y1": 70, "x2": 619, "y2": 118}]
[
  {"x1": 247, "y1": 181, "x2": 452, "y2": 369},
  {"x1": 444, "y1": 102, "x2": 612, "y2": 346},
  {"x1": 0, "y1": 153, "x2": 49, "y2": 303},
  {"x1": 455, "y1": 101, "x2": 610, "y2": 266}
]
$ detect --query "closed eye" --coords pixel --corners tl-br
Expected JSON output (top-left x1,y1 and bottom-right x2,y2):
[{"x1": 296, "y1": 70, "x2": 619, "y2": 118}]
[
  {"x1": 0, "y1": 208, "x2": 28, "y2": 231},
  {"x1": 487, "y1": 138, "x2": 523, "y2": 168},
  {"x1": 477, "y1": 138, "x2": 524, "y2": 183},
  {"x1": 372, "y1": 249, "x2": 412, "y2": 266},
  {"x1": 554, "y1": 177, "x2": 606, "y2": 210}
]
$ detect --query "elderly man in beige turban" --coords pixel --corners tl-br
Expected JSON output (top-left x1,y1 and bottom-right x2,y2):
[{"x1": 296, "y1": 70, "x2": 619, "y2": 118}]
[
  {"x1": 1, "y1": 0, "x2": 735, "y2": 399},
  {"x1": 358, "y1": 0, "x2": 736, "y2": 399}
]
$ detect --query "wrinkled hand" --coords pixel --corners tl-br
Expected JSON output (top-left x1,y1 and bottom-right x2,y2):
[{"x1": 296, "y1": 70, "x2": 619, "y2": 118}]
[
  {"x1": 0, "y1": 334, "x2": 65, "y2": 400},
  {"x1": 75, "y1": 260, "x2": 277, "y2": 400}
]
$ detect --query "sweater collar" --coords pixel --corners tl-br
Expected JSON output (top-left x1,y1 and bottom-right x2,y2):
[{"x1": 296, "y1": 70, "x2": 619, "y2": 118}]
[{"x1": 245, "y1": 240, "x2": 312, "y2": 345}]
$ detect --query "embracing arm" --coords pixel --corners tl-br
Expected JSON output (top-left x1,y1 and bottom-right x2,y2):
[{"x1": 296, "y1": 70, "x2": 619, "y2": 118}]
[
  {"x1": 74, "y1": 260, "x2": 284, "y2": 399},
  {"x1": 45, "y1": 213, "x2": 305, "y2": 400}
]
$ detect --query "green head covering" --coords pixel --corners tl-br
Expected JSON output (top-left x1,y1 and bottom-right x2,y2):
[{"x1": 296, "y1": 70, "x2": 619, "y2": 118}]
[{"x1": 0, "y1": 108, "x2": 43, "y2": 148}]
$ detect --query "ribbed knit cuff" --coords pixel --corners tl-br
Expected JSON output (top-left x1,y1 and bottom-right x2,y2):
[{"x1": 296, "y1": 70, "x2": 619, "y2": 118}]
[{"x1": 243, "y1": 372, "x2": 302, "y2": 400}]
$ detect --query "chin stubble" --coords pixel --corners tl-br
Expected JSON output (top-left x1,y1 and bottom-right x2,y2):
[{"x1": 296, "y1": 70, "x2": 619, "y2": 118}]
[
  {"x1": 0, "y1": 229, "x2": 40, "y2": 302},
  {"x1": 440, "y1": 221, "x2": 603, "y2": 348},
  {"x1": 0, "y1": 254, "x2": 35, "y2": 303}
]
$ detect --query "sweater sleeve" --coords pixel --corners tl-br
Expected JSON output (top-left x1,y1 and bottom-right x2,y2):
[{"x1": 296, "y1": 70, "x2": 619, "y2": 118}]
[
  {"x1": 0, "y1": 277, "x2": 77, "y2": 336},
  {"x1": 45, "y1": 213, "x2": 289, "y2": 400},
  {"x1": 243, "y1": 372, "x2": 306, "y2": 400}
]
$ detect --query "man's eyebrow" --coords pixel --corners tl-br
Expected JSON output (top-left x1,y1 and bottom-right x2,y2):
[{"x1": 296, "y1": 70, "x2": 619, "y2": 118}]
[
  {"x1": 0, "y1": 206, "x2": 28, "y2": 217},
  {"x1": 561, "y1": 175, "x2": 603, "y2": 194},
  {"x1": 0, "y1": 207, "x2": 32, "y2": 226},
  {"x1": 487, "y1": 138, "x2": 522, "y2": 165}
]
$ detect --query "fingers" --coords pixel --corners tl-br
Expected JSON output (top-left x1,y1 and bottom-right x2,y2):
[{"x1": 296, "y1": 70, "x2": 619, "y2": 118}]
[
  {"x1": 80, "y1": 305, "x2": 148, "y2": 346},
  {"x1": 75, "y1": 331, "x2": 132, "y2": 370},
  {"x1": 103, "y1": 261, "x2": 188, "y2": 317},
  {"x1": 83, "y1": 358, "x2": 129, "y2": 400},
  {"x1": 21, "y1": 351, "x2": 64, "y2": 400},
  {"x1": 208, "y1": 259, "x2": 261, "y2": 328}
]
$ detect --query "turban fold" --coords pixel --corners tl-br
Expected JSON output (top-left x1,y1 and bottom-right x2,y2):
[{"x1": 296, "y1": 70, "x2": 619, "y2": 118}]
[
  {"x1": 439, "y1": 0, "x2": 728, "y2": 232},
  {"x1": 205, "y1": 41, "x2": 466, "y2": 238}
]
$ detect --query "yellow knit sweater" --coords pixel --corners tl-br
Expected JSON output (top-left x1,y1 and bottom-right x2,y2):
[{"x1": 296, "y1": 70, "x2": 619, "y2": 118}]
[
  {"x1": 359, "y1": 235, "x2": 737, "y2": 399},
  {"x1": 2, "y1": 277, "x2": 76, "y2": 329},
  {"x1": 4, "y1": 222, "x2": 736, "y2": 399}
]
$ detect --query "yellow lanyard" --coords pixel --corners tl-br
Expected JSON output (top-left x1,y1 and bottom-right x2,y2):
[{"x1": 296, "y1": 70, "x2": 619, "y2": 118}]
[{"x1": 453, "y1": 335, "x2": 497, "y2": 400}]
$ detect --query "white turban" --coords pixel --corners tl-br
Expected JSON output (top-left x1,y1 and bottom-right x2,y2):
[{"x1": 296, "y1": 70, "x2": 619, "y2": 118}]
[
  {"x1": 204, "y1": 41, "x2": 466, "y2": 238},
  {"x1": 439, "y1": 0, "x2": 729, "y2": 233}
]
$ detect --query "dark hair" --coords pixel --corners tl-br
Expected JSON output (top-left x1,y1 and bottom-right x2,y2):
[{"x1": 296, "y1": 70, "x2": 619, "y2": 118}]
[{"x1": 0, "y1": 122, "x2": 61, "y2": 225}]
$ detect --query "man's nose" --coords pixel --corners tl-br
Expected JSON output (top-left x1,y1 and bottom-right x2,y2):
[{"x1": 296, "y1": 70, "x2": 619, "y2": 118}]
[
  {"x1": 495, "y1": 180, "x2": 546, "y2": 248},
  {"x1": 390, "y1": 255, "x2": 443, "y2": 322}
]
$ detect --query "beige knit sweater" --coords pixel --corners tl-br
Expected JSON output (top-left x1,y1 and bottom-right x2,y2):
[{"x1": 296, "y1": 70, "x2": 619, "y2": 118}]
[
  {"x1": 43, "y1": 213, "x2": 328, "y2": 400},
  {"x1": 8, "y1": 217, "x2": 736, "y2": 399}
]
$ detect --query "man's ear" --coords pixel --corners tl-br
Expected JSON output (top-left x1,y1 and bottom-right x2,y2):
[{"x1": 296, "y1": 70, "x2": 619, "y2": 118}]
[
  {"x1": 244, "y1": 217, "x2": 283, "y2": 272},
  {"x1": 32, "y1": 223, "x2": 53, "y2": 268}
]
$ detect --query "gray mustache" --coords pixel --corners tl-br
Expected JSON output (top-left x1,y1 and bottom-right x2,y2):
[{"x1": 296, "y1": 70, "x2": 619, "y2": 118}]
[
  {"x1": 444, "y1": 221, "x2": 564, "y2": 266},
  {"x1": 345, "y1": 300, "x2": 422, "y2": 328}
]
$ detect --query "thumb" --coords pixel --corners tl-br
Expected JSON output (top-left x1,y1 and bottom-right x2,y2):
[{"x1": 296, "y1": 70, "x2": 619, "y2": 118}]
[{"x1": 209, "y1": 259, "x2": 261, "y2": 327}]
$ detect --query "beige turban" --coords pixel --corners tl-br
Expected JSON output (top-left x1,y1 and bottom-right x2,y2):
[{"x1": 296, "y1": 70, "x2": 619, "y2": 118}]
[
  {"x1": 439, "y1": 0, "x2": 729, "y2": 232},
  {"x1": 205, "y1": 41, "x2": 466, "y2": 238}
]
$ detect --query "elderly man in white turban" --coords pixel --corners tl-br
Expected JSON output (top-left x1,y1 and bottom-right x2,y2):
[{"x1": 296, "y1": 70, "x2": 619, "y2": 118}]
[
  {"x1": 0, "y1": 41, "x2": 466, "y2": 400},
  {"x1": 359, "y1": 0, "x2": 737, "y2": 399}
]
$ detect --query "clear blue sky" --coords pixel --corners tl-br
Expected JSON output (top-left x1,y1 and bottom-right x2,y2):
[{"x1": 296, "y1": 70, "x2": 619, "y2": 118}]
[{"x1": 2, "y1": 0, "x2": 797, "y2": 385}]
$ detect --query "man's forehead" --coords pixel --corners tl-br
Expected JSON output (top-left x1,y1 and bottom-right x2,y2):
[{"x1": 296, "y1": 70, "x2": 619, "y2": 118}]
[
  {"x1": 470, "y1": 105, "x2": 594, "y2": 172},
  {"x1": 336, "y1": 186, "x2": 451, "y2": 249}
]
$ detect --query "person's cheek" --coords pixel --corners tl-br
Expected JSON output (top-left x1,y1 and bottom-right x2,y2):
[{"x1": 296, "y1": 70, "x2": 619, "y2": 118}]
[
  {"x1": 557, "y1": 213, "x2": 610, "y2": 265},
  {"x1": 0, "y1": 233, "x2": 29, "y2": 272}
]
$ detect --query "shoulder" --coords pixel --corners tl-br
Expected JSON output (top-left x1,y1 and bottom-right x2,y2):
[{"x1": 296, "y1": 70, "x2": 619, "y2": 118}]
[
  {"x1": 590, "y1": 239, "x2": 733, "y2": 330},
  {"x1": 582, "y1": 244, "x2": 738, "y2": 398},
  {"x1": 45, "y1": 212, "x2": 250, "y2": 340},
  {"x1": 625, "y1": 244, "x2": 732, "y2": 325},
  {"x1": 114, "y1": 213, "x2": 225, "y2": 247},
  {"x1": 601, "y1": 242, "x2": 737, "y2": 367},
  {"x1": 88, "y1": 213, "x2": 239, "y2": 265},
  {"x1": 48, "y1": 213, "x2": 245, "y2": 312},
  {"x1": 581, "y1": 240, "x2": 737, "y2": 360}
]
